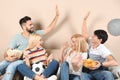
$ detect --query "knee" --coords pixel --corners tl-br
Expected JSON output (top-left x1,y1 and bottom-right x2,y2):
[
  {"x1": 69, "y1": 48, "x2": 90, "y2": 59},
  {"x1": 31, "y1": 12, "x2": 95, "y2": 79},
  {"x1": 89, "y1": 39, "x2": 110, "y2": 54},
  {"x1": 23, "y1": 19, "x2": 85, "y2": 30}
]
[
  {"x1": 102, "y1": 71, "x2": 114, "y2": 79},
  {"x1": 102, "y1": 71, "x2": 113, "y2": 76},
  {"x1": 17, "y1": 63, "x2": 25, "y2": 71},
  {"x1": 81, "y1": 73, "x2": 92, "y2": 80},
  {"x1": 17, "y1": 60, "x2": 24, "y2": 64},
  {"x1": 61, "y1": 61, "x2": 69, "y2": 67},
  {"x1": 5, "y1": 66, "x2": 15, "y2": 74},
  {"x1": 51, "y1": 60, "x2": 59, "y2": 67}
]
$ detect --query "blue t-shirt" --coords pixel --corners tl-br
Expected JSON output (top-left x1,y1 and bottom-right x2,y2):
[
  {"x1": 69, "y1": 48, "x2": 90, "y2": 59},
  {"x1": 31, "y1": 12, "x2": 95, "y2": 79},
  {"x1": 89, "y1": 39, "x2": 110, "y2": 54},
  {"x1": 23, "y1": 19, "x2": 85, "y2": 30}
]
[{"x1": 9, "y1": 30, "x2": 44, "y2": 51}]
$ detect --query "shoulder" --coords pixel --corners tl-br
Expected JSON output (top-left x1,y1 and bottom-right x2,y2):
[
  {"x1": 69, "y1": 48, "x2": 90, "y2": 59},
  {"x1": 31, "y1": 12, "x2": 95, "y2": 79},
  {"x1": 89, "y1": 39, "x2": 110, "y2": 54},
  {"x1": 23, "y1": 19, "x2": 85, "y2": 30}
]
[
  {"x1": 12, "y1": 34, "x2": 22, "y2": 38},
  {"x1": 99, "y1": 44, "x2": 112, "y2": 57},
  {"x1": 98, "y1": 44, "x2": 109, "y2": 51},
  {"x1": 34, "y1": 30, "x2": 44, "y2": 35}
]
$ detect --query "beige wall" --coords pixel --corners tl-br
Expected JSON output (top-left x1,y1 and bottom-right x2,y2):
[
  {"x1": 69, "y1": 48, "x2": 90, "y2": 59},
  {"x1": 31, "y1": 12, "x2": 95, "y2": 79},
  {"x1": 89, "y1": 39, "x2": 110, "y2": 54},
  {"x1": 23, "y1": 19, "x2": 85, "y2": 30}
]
[{"x1": 0, "y1": 0, "x2": 120, "y2": 63}]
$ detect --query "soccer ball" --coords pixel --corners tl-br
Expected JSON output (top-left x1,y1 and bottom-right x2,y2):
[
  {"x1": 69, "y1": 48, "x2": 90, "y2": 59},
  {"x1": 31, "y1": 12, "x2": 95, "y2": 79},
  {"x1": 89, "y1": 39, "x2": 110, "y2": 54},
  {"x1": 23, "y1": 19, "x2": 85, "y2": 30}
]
[
  {"x1": 32, "y1": 62, "x2": 46, "y2": 75},
  {"x1": 24, "y1": 62, "x2": 45, "y2": 80}
]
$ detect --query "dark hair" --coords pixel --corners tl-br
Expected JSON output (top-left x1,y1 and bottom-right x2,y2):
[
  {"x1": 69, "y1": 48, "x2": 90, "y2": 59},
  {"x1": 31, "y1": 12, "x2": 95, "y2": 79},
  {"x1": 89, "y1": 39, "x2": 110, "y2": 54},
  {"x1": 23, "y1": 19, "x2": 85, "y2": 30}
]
[
  {"x1": 94, "y1": 30, "x2": 108, "y2": 44},
  {"x1": 19, "y1": 16, "x2": 31, "y2": 27}
]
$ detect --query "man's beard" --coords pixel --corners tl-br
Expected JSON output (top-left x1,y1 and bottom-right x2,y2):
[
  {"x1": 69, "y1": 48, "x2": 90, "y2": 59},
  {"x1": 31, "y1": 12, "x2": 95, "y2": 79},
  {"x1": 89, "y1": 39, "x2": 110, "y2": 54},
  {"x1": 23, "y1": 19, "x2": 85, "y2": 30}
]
[{"x1": 26, "y1": 28, "x2": 34, "y2": 33}]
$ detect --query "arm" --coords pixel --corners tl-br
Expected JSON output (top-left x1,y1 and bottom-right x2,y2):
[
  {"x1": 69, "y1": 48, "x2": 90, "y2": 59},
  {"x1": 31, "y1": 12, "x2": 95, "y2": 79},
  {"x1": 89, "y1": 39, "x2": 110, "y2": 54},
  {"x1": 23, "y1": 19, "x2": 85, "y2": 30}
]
[
  {"x1": 44, "y1": 5, "x2": 59, "y2": 34},
  {"x1": 23, "y1": 51, "x2": 31, "y2": 68},
  {"x1": 102, "y1": 55, "x2": 119, "y2": 67},
  {"x1": 5, "y1": 35, "x2": 18, "y2": 59},
  {"x1": 59, "y1": 42, "x2": 69, "y2": 64},
  {"x1": 82, "y1": 12, "x2": 90, "y2": 40},
  {"x1": 47, "y1": 53, "x2": 53, "y2": 64},
  {"x1": 4, "y1": 48, "x2": 9, "y2": 58},
  {"x1": 89, "y1": 55, "x2": 119, "y2": 70},
  {"x1": 4, "y1": 48, "x2": 18, "y2": 62}
]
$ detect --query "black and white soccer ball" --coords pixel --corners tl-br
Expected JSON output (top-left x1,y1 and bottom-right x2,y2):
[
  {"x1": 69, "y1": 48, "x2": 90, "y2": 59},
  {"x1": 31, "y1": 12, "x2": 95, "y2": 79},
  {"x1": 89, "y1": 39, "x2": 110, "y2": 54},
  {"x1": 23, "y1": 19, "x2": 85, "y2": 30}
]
[
  {"x1": 32, "y1": 62, "x2": 46, "y2": 75},
  {"x1": 24, "y1": 62, "x2": 46, "y2": 80}
]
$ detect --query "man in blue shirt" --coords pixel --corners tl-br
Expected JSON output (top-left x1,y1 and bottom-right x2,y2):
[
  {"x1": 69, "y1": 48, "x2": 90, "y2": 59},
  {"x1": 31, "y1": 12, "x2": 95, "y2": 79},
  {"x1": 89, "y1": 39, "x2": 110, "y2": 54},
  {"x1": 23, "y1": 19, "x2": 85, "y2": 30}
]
[{"x1": 0, "y1": 6, "x2": 59, "y2": 80}]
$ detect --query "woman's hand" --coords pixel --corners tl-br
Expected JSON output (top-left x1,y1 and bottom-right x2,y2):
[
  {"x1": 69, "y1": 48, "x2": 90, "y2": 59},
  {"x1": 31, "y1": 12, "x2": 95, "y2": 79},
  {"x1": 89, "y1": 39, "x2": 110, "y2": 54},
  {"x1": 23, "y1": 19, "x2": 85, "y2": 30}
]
[
  {"x1": 23, "y1": 51, "x2": 30, "y2": 59},
  {"x1": 59, "y1": 42, "x2": 69, "y2": 64},
  {"x1": 61, "y1": 42, "x2": 69, "y2": 50},
  {"x1": 84, "y1": 11, "x2": 90, "y2": 21},
  {"x1": 56, "y1": 5, "x2": 59, "y2": 17},
  {"x1": 47, "y1": 54, "x2": 53, "y2": 64},
  {"x1": 71, "y1": 54, "x2": 83, "y2": 71}
]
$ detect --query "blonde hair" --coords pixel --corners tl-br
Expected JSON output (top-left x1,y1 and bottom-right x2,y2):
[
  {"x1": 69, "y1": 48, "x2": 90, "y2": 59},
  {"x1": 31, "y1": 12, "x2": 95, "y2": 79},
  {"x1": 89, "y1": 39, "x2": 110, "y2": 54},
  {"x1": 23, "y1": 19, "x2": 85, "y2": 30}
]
[
  {"x1": 71, "y1": 34, "x2": 88, "y2": 53},
  {"x1": 26, "y1": 34, "x2": 41, "y2": 50}
]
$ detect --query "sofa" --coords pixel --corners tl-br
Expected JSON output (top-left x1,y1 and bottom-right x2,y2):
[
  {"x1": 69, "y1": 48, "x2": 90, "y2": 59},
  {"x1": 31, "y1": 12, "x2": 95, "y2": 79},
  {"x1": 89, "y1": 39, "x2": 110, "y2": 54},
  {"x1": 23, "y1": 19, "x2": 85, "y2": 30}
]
[{"x1": 0, "y1": 49, "x2": 120, "y2": 80}]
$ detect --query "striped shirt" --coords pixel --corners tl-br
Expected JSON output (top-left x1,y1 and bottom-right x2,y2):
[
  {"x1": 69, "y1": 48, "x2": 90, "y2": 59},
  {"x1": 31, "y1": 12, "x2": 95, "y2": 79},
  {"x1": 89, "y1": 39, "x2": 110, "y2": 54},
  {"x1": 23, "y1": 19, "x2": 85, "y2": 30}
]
[{"x1": 27, "y1": 48, "x2": 47, "y2": 65}]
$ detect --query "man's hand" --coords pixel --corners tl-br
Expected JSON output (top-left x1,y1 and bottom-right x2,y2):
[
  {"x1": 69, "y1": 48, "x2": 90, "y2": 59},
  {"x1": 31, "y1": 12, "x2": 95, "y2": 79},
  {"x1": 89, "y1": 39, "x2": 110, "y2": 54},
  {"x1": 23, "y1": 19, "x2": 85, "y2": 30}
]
[
  {"x1": 56, "y1": 5, "x2": 59, "y2": 17},
  {"x1": 5, "y1": 56, "x2": 18, "y2": 62},
  {"x1": 84, "y1": 11, "x2": 90, "y2": 21},
  {"x1": 89, "y1": 61, "x2": 101, "y2": 70}
]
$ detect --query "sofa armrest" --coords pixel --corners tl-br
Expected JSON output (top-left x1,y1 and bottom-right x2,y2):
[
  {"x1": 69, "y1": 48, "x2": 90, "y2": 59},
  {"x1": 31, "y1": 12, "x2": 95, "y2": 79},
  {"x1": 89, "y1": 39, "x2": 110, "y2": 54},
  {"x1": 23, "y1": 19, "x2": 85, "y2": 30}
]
[{"x1": 109, "y1": 66, "x2": 120, "y2": 79}]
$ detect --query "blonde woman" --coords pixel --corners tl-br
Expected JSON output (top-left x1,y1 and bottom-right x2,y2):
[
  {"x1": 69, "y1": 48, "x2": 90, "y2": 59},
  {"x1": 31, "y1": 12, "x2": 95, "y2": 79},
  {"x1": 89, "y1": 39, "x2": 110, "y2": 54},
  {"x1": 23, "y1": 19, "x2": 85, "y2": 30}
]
[
  {"x1": 17, "y1": 34, "x2": 59, "y2": 80},
  {"x1": 59, "y1": 34, "x2": 88, "y2": 80}
]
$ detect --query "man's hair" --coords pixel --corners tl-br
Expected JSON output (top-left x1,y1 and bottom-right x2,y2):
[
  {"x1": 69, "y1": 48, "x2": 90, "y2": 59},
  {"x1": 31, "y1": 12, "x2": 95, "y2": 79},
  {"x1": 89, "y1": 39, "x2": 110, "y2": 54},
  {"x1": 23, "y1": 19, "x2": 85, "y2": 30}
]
[
  {"x1": 19, "y1": 16, "x2": 31, "y2": 27},
  {"x1": 94, "y1": 29, "x2": 108, "y2": 44}
]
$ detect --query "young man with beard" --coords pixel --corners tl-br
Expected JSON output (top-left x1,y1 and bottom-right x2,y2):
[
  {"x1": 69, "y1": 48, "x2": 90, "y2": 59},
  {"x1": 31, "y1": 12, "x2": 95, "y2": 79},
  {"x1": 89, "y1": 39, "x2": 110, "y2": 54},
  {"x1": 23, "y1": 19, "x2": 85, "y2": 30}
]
[{"x1": 0, "y1": 6, "x2": 59, "y2": 80}]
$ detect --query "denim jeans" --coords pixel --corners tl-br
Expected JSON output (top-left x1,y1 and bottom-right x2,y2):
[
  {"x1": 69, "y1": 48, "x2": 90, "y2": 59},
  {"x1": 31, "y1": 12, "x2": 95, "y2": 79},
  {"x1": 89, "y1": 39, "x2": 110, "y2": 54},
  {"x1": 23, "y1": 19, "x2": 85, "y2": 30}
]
[
  {"x1": 82, "y1": 70, "x2": 114, "y2": 80},
  {"x1": 0, "y1": 60, "x2": 23, "y2": 80},
  {"x1": 60, "y1": 61, "x2": 81, "y2": 80},
  {"x1": 17, "y1": 60, "x2": 59, "y2": 79},
  {"x1": 0, "y1": 60, "x2": 10, "y2": 75}
]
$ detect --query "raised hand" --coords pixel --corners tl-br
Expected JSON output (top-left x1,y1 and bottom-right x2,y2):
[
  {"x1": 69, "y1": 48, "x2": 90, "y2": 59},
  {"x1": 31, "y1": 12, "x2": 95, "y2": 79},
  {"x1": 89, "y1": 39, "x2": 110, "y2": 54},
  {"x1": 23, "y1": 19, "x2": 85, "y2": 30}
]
[
  {"x1": 56, "y1": 5, "x2": 59, "y2": 16},
  {"x1": 84, "y1": 11, "x2": 90, "y2": 20}
]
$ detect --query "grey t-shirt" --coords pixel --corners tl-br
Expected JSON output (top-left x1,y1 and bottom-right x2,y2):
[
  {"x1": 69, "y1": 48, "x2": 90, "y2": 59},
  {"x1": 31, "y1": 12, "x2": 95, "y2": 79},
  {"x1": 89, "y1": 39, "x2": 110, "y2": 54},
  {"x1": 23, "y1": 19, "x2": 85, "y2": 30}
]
[{"x1": 9, "y1": 30, "x2": 44, "y2": 51}]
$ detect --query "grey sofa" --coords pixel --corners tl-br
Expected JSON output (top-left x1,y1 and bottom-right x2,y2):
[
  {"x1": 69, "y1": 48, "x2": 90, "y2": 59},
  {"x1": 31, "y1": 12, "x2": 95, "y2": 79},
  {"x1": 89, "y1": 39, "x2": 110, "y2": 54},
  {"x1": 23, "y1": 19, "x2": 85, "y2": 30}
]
[{"x1": 109, "y1": 66, "x2": 120, "y2": 80}]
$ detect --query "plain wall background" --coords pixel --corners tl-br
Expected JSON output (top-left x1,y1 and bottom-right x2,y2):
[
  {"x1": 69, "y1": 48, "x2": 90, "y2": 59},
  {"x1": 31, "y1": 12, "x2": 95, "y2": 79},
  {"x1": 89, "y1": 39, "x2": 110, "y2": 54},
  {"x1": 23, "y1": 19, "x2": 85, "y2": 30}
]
[{"x1": 0, "y1": 0, "x2": 120, "y2": 63}]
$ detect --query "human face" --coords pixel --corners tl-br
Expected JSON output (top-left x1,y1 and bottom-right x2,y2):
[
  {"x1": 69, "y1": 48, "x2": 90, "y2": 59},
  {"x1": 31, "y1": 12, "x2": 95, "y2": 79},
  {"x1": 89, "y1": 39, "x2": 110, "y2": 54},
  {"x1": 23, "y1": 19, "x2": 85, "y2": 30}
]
[
  {"x1": 91, "y1": 34, "x2": 101, "y2": 45},
  {"x1": 24, "y1": 20, "x2": 35, "y2": 33},
  {"x1": 71, "y1": 38, "x2": 77, "y2": 50},
  {"x1": 36, "y1": 37, "x2": 44, "y2": 47}
]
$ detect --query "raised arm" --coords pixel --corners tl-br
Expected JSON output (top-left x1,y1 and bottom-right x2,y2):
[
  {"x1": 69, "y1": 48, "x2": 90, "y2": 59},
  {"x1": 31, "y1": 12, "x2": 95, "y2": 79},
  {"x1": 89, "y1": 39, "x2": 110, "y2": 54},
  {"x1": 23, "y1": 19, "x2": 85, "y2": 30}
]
[
  {"x1": 82, "y1": 12, "x2": 90, "y2": 40},
  {"x1": 44, "y1": 5, "x2": 59, "y2": 34}
]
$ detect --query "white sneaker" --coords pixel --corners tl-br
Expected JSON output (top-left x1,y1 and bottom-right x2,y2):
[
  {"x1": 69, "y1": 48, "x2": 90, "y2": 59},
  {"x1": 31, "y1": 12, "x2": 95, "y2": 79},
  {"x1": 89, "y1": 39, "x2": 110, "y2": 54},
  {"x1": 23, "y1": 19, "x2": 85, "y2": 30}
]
[{"x1": 47, "y1": 75, "x2": 57, "y2": 80}]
